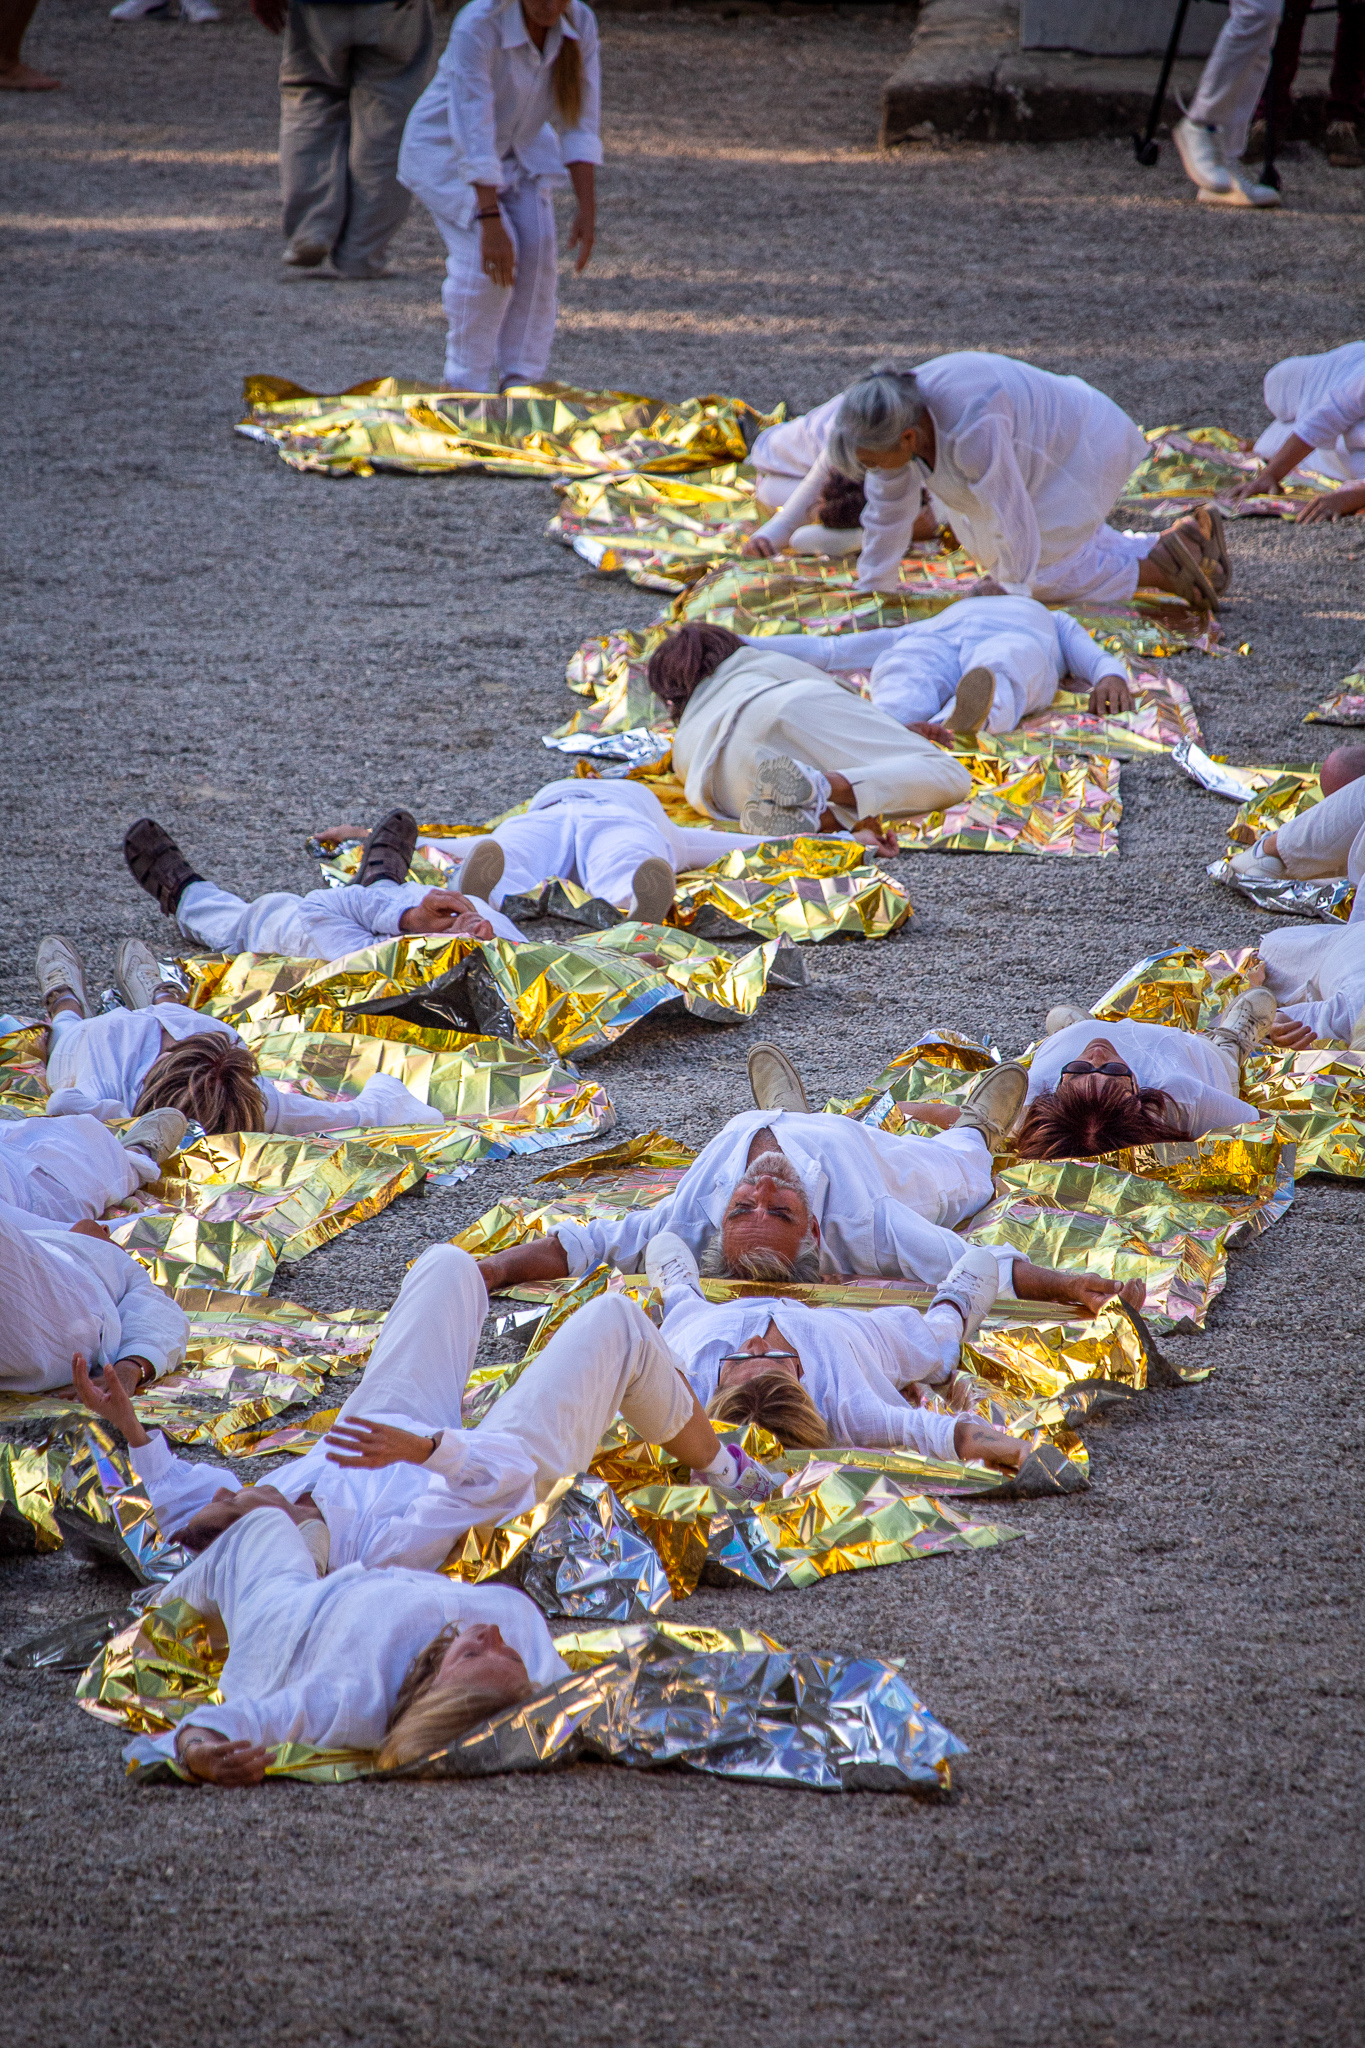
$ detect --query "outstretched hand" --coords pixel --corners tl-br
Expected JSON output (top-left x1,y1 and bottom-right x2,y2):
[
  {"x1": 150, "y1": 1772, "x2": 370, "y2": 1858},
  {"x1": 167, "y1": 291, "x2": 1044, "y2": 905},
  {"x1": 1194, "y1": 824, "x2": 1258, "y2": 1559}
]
[
  {"x1": 1088, "y1": 673, "x2": 1135, "y2": 717},
  {"x1": 1296, "y1": 485, "x2": 1365, "y2": 525},
  {"x1": 953, "y1": 1418, "x2": 1026, "y2": 1471},
  {"x1": 324, "y1": 1417, "x2": 438, "y2": 1469},
  {"x1": 1267, "y1": 1016, "x2": 1318, "y2": 1049},
  {"x1": 739, "y1": 534, "x2": 777, "y2": 558},
  {"x1": 71, "y1": 1353, "x2": 150, "y2": 1446},
  {"x1": 177, "y1": 1729, "x2": 270, "y2": 1786},
  {"x1": 399, "y1": 890, "x2": 494, "y2": 939},
  {"x1": 906, "y1": 720, "x2": 955, "y2": 749}
]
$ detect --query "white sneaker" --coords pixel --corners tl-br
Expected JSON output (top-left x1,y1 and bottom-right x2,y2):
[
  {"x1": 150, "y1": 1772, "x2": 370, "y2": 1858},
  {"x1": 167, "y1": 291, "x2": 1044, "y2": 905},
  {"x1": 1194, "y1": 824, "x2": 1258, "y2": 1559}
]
[
  {"x1": 179, "y1": 0, "x2": 221, "y2": 18},
  {"x1": 1198, "y1": 168, "x2": 1281, "y2": 208},
  {"x1": 929, "y1": 1246, "x2": 1000, "y2": 1344},
  {"x1": 644, "y1": 1230, "x2": 703, "y2": 1302},
  {"x1": 1173, "y1": 116, "x2": 1233, "y2": 194},
  {"x1": 1044, "y1": 1003, "x2": 1094, "y2": 1037},
  {"x1": 1230, "y1": 840, "x2": 1286, "y2": 879},
  {"x1": 109, "y1": 0, "x2": 168, "y2": 15},
  {"x1": 119, "y1": 1107, "x2": 188, "y2": 1164}
]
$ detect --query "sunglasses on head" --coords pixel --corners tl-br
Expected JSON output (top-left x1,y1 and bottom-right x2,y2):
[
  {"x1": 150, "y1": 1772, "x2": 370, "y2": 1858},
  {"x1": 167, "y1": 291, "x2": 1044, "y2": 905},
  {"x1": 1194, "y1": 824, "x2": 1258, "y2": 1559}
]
[{"x1": 1060, "y1": 1059, "x2": 1136, "y2": 1081}]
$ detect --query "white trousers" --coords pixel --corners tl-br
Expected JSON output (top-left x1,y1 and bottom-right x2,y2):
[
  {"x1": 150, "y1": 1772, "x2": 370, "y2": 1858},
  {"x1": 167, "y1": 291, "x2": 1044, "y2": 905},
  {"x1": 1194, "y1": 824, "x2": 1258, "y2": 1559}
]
[
  {"x1": 435, "y1": 804, "x2": 743, "y2": 911},
  {"x1": 339, "y1": 1243, "x2": 695, "y2": 1500},
  {"x1": 712, "y1": 677, "x2": 974, "y2": 822},
  {"x1": 755, "y1": 625, "x2": 1057, "y2": 735},
  {"x1": 1274, "y1": 776, "x2": 1365, "y2": 887},
  {"x1": 0, "y1": 1114, "x2": 151, "y2": 1226},
  {"x1": 178, "y1": 880, "x2": 349, "y2": 960},
  {"x1": 435, "y1": 174, "x2": 558, "y2": 392},
  {"x1": 1013, "y1": 524, "x2": 1159, "y2": 607},
  {"x1": 1187, "y1": 0, "x2": 1285, "y2": 157},
  {"x1": 1259, "y1": 921, "x2": 1365, "y2": 1041}
]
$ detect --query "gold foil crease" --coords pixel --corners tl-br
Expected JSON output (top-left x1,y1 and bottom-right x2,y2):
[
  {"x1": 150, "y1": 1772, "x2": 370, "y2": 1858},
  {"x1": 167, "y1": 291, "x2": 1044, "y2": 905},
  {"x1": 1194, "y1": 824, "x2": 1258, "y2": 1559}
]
[{"x1": 1119, "y1": 423, "x2": 1344, "y2": 519}]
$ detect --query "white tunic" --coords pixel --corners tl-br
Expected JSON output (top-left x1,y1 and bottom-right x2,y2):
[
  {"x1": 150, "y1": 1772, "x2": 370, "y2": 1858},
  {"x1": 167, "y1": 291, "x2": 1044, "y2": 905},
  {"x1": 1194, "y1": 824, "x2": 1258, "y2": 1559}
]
[
  {"x1": 125, "y1": 1509, "x2": 567, "y2": 1767},
  {"x1": 554, "y1": 1107, "x2": 1013, "y2": 1291},
  {"x1": 43, "y1": 1004, "x2": 441, "y2": 1134},
  {"x1": 0, "y1": 1200, "x2": 188, "y2": 1391},
  {"x1": 750, "y1": 596, "x2": 1126, "y2": 734},
  {"x1": 1025, "y1": 1021, "x2": 1258, "y2": 1136},
  {"x1": 1257, "y1": 343, "x2": 1365, "y2": 482},
  {"x1": 662, "y1": 1290, "x2": 961, "y2": 1458},
  {"x1": 399, "y1": 0, "x2": 602, "y2": 229}
]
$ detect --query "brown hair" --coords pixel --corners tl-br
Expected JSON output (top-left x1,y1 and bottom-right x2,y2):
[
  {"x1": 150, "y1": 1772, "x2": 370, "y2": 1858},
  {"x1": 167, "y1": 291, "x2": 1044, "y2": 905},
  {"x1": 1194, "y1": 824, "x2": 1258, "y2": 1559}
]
[
  {"x1": 133, "y1": 1032, "x2": 266, "y2": 1136},
  {"x1": 552, "y1": 27, "x2": 582, "y2": 125},
  {"x1": 814, "y1": 473, "x2": 866, "y2": 529},
  {"x1": 376, "y1": 1624, "x2": 534, "y2": 1772},
  {"x1": 706, "y1": 1370, "x2": 831, "y2": 1449},
  {"x1": 646, "y1": 625, "x2": 747, "y2": 718},
  {"x1": 1014, "y1": 1074, "x2": 1187, "y2": 1161}
]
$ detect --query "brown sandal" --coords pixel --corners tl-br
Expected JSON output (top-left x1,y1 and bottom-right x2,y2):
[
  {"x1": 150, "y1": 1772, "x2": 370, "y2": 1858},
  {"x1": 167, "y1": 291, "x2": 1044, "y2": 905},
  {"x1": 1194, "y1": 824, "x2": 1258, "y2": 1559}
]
[{"x1": 1171, "y1": 507, "x2": 1231, "y2": 595}]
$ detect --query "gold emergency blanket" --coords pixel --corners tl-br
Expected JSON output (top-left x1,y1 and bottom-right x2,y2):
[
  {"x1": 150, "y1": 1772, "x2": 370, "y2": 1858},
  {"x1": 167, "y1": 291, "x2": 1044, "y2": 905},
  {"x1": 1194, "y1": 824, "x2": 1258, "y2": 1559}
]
[
  {"x1": 235, "y1": 378, "x2": 782, "y2": 480},
  {"x1": 183, "y1": 924, "x2": 788, "y2": 1064},
  {"x1": 1305, "y1": 670, "x2": 1365, "y2": 727},
  {"x1": 890, "y1": 736, "x2": 1122, "y2": 859},
  {"x1": 89, "y1": 1612, "x2": 970, "y2": 1795},
  {"x1": 1117, "y1": 424, "x2": 1343, "y2": 518},
  {"x1": 1091, "y1": 944, "x2": 1365, "y2": 1179}
]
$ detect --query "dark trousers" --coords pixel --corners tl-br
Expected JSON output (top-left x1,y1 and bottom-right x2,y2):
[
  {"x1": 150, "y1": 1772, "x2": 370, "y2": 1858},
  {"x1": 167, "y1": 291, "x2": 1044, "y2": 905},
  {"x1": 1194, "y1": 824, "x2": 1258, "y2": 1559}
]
[{"x1": 1258, "y1": 0, "x2": 1365, "y2": 127}]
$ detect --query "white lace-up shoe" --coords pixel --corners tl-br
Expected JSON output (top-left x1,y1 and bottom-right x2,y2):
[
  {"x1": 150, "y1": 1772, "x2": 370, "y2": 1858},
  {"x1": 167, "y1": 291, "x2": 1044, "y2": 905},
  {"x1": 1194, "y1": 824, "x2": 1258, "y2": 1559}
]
[
  {"x1": 1230, "y1": 839, "x2": 1286, "y2": 879},
  {"x1": 1198, "y1": 167, "x2": 1281, "y2": 208},
  {"x1": 645, "y1": 1230, "x2": 703, "y2": 1302},
  {"x1": 929, "y1": 1246, "x2": 1001, "y2": 1344},
  {"x1": 1174, "y1": 116, "x2": 1233, "y2": 194}
]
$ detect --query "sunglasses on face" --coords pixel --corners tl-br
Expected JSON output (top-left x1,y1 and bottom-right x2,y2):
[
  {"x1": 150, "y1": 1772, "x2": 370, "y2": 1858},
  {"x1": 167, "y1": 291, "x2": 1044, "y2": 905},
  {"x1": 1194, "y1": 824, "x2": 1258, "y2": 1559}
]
[
  {"x1": 718, "y1": 1349, "x2": 803, "y2": 1379},
  {"x1": 1060, "y1": 1060, "x2": 1136, "y2": 1082}
]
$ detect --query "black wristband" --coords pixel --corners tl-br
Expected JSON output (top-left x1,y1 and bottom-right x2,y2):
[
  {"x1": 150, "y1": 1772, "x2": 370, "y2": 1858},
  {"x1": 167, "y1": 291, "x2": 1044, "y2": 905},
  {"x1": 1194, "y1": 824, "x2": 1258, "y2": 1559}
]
[{"x1": 477, "y1": 208, "x2": 501, "y2": 220}]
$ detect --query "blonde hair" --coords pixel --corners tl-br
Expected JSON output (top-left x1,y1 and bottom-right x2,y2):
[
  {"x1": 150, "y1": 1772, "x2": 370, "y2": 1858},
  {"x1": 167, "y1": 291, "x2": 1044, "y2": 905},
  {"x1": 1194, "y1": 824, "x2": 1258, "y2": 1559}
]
[
  {"x1": 376, "y1": 1624, "x2": 535, "y2": 1773},
  {"x1": 133, "y1": 1032, "x2": 266, "y2": 1135},
  {"x1": 706, "y1": 1370, "x2": 831, "y2": 1450},
  {"x1": 552, "y1": 29, "x2": 582, "y2": 125}
]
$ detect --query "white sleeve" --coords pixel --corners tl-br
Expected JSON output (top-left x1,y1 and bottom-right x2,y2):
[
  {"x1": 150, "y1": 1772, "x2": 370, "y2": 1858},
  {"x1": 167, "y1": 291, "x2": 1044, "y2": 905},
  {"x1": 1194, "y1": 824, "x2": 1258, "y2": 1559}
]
[
  {"x1": 556, "y1": 9, "x2": 603, "y2": 164},
  {"x1": 259, "y1": 1074, "x2": 442, "y2": 1135},
  {"x1": 1055, "y1": 610, "x2": 1126, "y2": 684},
  {"x1": 359, "y1": 1432, "x2": 541, "y2": 1567},
  {"x1": 110, "y1": 1260, "x2": 188, "y2": 1379},
  {"x1": 949, "y1": 414, "x2": 1042, "y2": 595},
  {"x1": 176, "y1": 1675, "x2": 350, "y2": 1753},
  {"x1": 554, "y1": 1205, "x2": 668, "y2": 1276},
  {"x1": 1279, "y1": 990, "x2": 1361, "y2": 1043},
  {"x1": 753, "y1": 457, "x2": 835, "y2": 549},
  {"x1": 856, "y1": 465, "x2": 923, "y2": 590},
  {"x1": 1294, "y1": 368, "x2": 1365, "y2": 452},
  {"x1": 129, "y1": 1430, "x2": 238, "y2": 1532},
  {"x1": 744, "y1": 627, "x2": 908, "y2": 671},
  {"x1": 318, "y1": 883, "x2": 428, "y2": 944},
  {"x1": 450, "y1": 19, "x2": 506, "y2": 190}
]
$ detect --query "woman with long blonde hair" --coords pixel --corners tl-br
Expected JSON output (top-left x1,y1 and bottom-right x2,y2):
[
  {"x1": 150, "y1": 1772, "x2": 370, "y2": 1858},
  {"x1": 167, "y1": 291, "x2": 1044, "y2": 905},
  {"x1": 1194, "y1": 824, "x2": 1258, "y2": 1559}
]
[{"x1": 399, "y1": 0, "x2": 602, "y2": 392}]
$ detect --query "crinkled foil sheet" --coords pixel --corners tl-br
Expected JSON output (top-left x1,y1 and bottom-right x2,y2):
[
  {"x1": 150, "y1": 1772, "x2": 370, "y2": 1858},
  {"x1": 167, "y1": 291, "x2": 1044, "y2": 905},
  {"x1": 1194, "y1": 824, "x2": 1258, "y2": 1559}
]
[
  {"x1": 1305, "y1": 673, "x2": 1365, "y2": 727},
  {"x1": 1189, "y1": 767, "x2": 1358, "y2": 920},
  {"x1": 894, "y1": 739, "x2": 1123, "y2": 858},
  {"x1": 1117, "y1": 424, "x2": 1341, "y2": 519},
  {"x1": 0, "y1": 1023, "x2": 49, "y2": 1119},
  {"x1": 235, "y1": 377, "x2": 781, "y2": 480},
  {"x1": 549, "y1": 462, "x2": 763, "y2": 592}
]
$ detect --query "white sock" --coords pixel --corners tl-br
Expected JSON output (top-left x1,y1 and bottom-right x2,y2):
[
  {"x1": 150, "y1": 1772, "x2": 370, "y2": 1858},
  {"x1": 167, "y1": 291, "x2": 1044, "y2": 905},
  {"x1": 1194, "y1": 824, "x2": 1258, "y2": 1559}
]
[
  {"x1": 924, "y1": 1302, "x2": 965, "y2": 1378},
  {"x1": 695, "y1": 1445, "x2": 741, "y2": 1485}
]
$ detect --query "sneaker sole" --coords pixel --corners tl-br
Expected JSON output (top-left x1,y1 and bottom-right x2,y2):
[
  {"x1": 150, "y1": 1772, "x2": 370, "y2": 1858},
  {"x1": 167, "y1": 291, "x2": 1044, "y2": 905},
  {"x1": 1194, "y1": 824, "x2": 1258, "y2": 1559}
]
[
  {"x1": 753, "y1": 755, "x2": 818, "y2": 812},
  {"x1": 740, "y1": 800, "x2": 811, "y2": 837},
  {"x1": 457, "y1": 838, "x2": 505, "y2": 905},
  {"x1": 949, "y1": 666, "x2": 996, "y2": 734},
  {"x1": 630, "y1": 857, "x2": 675, "y2": 926}
]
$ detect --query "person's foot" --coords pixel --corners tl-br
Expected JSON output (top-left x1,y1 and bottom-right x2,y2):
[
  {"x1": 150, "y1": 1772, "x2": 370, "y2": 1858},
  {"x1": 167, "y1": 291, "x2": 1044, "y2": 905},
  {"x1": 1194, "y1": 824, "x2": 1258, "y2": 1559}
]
[
  {"x1": 109, "y1": 0, "x2": 168, "y2": 15},
  {"x1": 179, "y1": 0, "x2": 221, "y2": 18},
  {"x1": 333, "y1": 262, "x2": 391, "y2": 281},
  {"x1": 36, "y1": 937, "x2": 90, "y2": 1017},
  {"x1": 1230, "y1": 837, "x2": 1285, "y2": 879},
  {"x1": 1144, "y1": 529, "x2": 1220, "y2": 612},
  {"x1": 1173, "y1": 115, "x2": 1233, "y2": 194},
  {"x1": 954, "y1": 1060, "x2": 1028, "y2": 1152},
  {"x1": 948, "y1": 666, "x2": 996, "y2": 734},
  {"x1": 0, "y1": 59, "x2": 62, "y2": 85},
  {"x1": 747, "y1": 1041, "x2": 810, "y2": 1113},
  {"x1": 740, "y1": 755, "x2": 828, "y2": 838},
  {"x1": 116, "y1": 936, "x2": 168, "y2": 1010},
  {"x1": 1044, "y1": 1003, "x2": 1094, "y2": 1037},
  {"x1": 629, "y1": 857, "x2": 675, "y2": 925},
  {"x1": 644, "y1": 1229, "x2": 703, "y2": 1301},
  {"x1": 1198, "y1": 168, "x2": 1281, "y2": 207},
  {"x1": 929, "y1": 1245, "x2": 1000, "y2": 1344},
  {"x1": 356, "y1": 808, "x2": 418, "y2": 887},
  {"x1": 124, "y1": 818, "x2": 202, "y2": 916},
  {"x1": 456, "y1": 836, "x2": 504, "y2": 905},
  {"x1": 119, "y1": 1107, "x2": 188, "y2": 1163},
  {"x1": 1208, "y1": 985, "x2": 1277, "y2": 1059},
  {"x1": 787, "y1": 523, "x2": 864, "y2": 558},
  {"x1": 283, "y1": 241, "x2": 331, "y2": 269},
  {"x1": 1326, "y1": 119, "x2": 1364, "y2": 169}
]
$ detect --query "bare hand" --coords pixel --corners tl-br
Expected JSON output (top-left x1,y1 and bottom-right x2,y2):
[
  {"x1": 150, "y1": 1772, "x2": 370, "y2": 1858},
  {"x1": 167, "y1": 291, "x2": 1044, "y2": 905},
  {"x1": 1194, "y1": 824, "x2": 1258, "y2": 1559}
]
[
  {"x1": 740, "y1": 534, "x2": 777, "y2": 558},
  {"x1": 1088, "y1": 673, "x2": 1135, "y2": 716},
  {"x1": 399, "y1": 889, "x2": 493, "y2": 938},
  {"x1": 1267, "y1": 1017, "x2": 1318, "y2": 1049},
  {"x1": 249, "y1": 0, "x2": 287, "y2": 29},
  {"x1": 906, "y1": 720, "x2": 955, "y2": 748},
  {"x1": 177, "y1": 1729, "x2": 270, "y2": 1786},
  {"x1": 1228, "y1": 471, "x2": 1273, "y2": 504},
  {"x1": 72, "y1": 1352, "x2": 150, "y2": 1444},
  {"x1": 953, "y1": 1419, "x2": 1026, "y2": 1471},
  {"x1": 851, "y1": 822, "x2": 900, "y2": 857},
  {"x1": 313, "y1": 822, "x2": 369, "y2": 846},
  {"x1": 324, "y1": 1417, "x2": 438, "y2": 1469},
  {"x1": 480, "y1": 217, "x2": 515, "y2": 290},
  {"x1": 567, "y1": 206, "x2": 595, "y2": 274},
  {"x1": 1243, "y1": 960, "x2": 1267, "y2": 987},
  {"x1": 1296, "y1": 486, "x2": 1365, "y2": 525},
  {"x1": 908, "y1": 1101, "x2": 961, "y2": 1130},
  {"x1": 1053, "y1": 1273, "x2": 1146, "y2": 1317}
]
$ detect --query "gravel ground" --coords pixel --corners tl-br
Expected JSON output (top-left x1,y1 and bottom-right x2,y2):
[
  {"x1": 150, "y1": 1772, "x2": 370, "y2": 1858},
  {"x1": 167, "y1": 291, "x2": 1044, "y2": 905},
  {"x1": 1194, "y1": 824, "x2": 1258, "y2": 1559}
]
[{"x1": 3, "y1": 7, "x2": 1364, "y2": 2043}]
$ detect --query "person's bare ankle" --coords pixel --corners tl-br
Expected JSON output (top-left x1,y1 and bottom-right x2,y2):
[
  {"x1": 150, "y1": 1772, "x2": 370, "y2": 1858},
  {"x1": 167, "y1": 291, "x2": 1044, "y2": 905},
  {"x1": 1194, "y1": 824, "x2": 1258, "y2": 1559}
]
[{"x1": 45, "y1": 989, "x2": 81, "y2": 1017}]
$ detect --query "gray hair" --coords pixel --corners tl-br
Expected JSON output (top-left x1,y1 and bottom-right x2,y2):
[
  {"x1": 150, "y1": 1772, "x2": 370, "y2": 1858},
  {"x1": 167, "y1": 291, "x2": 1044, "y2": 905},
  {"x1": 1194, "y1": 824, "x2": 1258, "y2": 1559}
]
[
  {"x1": 699, "y1": 1231, "x2": 823, "y2": 1284},
  {"x1": 828, "y1": 361, "x2": 928, "y2": 479}
]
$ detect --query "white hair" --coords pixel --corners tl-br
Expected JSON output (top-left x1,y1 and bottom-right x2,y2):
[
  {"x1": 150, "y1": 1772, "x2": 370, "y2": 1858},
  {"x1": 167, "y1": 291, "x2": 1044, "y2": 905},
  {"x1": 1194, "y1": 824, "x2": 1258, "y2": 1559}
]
[
  {"x1": 703, "y1": 1152, "x2": 822, "y2": 1281},
  {"x1": 828, "y1": 361, "x2": 928, "y2": 479}
]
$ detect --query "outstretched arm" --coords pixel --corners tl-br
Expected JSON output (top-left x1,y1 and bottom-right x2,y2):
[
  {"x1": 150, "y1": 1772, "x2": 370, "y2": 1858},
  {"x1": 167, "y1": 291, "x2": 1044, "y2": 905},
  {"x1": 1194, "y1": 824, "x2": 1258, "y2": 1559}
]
[
  {"x1": 477, "y1": 1236, "x2": 573, "y2": 1294},
  {"x1": 1011, "y1": 1262, "x2": 1145, "y2": 1316}
]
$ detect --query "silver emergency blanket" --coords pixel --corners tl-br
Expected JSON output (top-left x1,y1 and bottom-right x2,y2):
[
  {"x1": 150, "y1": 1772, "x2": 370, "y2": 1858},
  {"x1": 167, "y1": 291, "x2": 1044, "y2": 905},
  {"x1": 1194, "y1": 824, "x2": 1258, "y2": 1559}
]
[{"x1": 519, "y1": 1474, "x2": 674, "y2": 1621}]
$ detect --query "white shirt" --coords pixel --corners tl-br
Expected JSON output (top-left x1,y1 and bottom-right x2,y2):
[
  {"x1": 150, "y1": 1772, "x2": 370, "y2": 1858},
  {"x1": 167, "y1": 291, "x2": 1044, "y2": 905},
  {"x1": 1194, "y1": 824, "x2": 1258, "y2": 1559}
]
[
  {"x1": 1025, "y1": 1021, "x2": 1258, "y2": 1137},
  {"x1": 43, "y1": 1003, "x2": 441, "y2": 1134},
  {"x1": 555, "y1": 1107, "x2": 1012, "y2": 1290},
  {"x1": 0, "y1": 1201, "x2": 188, "y2": 1389},
  {"x1": 399, "y1": 0, "x2": 602, "y2": 229},
  {"x1": 1264, "y1": 342, "x2": 1365, "y2": 456},
  {"x1": 662, "y1": 1291, "x2": 961, "y2": 1458}
]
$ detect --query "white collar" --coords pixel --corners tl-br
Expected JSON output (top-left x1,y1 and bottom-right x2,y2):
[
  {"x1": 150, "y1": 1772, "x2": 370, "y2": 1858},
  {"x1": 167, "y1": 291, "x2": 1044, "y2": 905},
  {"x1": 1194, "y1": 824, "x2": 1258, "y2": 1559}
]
[{"x1": 499, "y1": 1, "x2": 579, "y2": 55}]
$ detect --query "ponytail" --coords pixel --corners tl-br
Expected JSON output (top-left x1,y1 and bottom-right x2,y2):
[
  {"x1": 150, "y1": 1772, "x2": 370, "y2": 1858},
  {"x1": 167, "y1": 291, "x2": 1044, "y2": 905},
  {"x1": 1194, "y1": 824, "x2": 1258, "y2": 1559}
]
[{"x1": 553, "y1": 28, "x2": 582, "y2": 126}]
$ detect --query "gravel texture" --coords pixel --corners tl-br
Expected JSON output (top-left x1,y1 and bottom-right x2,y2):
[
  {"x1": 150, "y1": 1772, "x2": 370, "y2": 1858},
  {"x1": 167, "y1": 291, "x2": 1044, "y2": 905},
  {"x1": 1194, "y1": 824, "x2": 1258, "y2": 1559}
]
[{"x1": 3, "y1": 7, "x2": 1364, "y2": 2043}]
